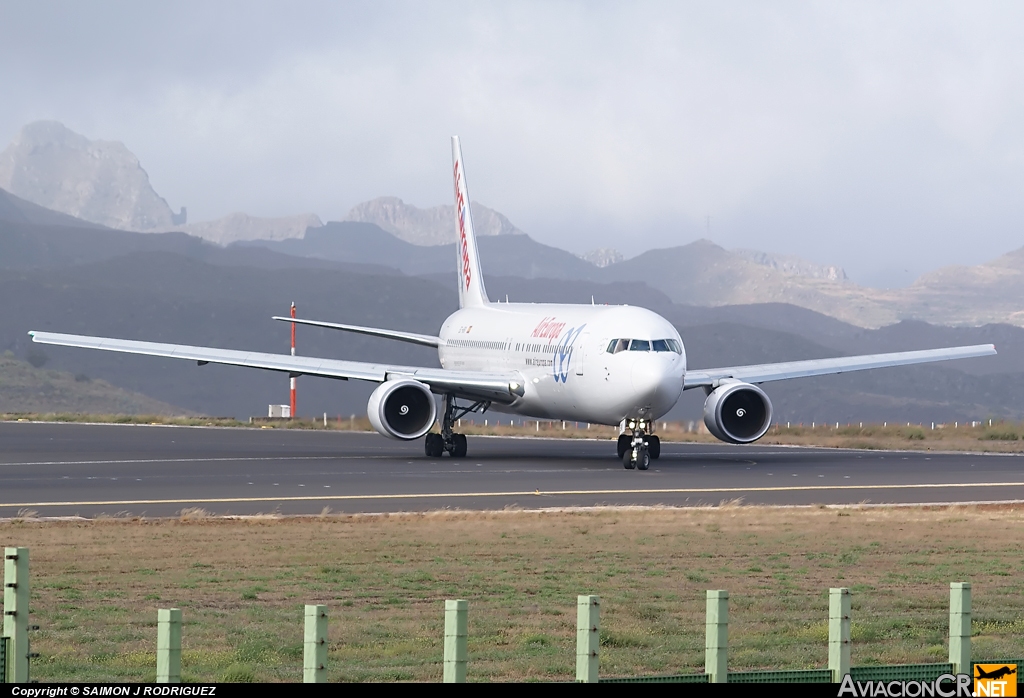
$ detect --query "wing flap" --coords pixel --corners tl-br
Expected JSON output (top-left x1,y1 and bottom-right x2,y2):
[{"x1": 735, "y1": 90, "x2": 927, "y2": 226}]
[{"x1": 684, "y1": 344, "x2": 997, "y2": 389}]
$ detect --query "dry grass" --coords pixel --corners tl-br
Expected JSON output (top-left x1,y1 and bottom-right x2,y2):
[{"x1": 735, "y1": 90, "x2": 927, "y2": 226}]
[{"x1": 3, "y1": 505, "x2": 1023, "y2": 682}]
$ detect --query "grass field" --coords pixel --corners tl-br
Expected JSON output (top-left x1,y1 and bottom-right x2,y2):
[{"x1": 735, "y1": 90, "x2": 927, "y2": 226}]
[{"x1": 3, "y1": 505, "x2": 1023, "y2": 682}]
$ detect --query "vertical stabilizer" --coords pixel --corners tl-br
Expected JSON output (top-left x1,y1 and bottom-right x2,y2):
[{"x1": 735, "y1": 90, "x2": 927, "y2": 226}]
[{"x1": 451, "y1": 136, "x2": 489, "y2": 308}]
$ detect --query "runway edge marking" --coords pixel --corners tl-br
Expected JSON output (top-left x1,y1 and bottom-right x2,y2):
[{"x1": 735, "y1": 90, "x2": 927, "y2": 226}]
[{"x1": 3, "y1": 480, "x2": 1024, "y2": 508}]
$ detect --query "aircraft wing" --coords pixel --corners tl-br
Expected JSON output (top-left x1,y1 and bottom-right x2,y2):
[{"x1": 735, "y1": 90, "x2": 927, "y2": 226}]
[
  {"x1": 271, "y1": 316, "x2": 441, "y2": 348},
  {"x1": 28, "y1": 331, "x2": 522, "y2": 403},
  {"x1": 683, "y1": 344, "x2": 997, "y2": 390}
]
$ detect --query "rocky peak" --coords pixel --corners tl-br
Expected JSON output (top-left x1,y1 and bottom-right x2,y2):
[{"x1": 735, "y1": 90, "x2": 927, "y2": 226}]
[
  {"x1": 733, "y1": 248, "x2": 848, "y2": 282},
  {"x1": 0, "y1": 121, "x2": 177, "y2": 231},
  {"x1": 578, "y1": 248, "x2": 624, "y2": 267}
]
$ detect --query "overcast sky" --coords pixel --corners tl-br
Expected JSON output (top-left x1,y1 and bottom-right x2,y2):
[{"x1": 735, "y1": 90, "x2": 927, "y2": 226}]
[{"x1": 2, "y1": 1, "x2": 1023, "y2": 287}]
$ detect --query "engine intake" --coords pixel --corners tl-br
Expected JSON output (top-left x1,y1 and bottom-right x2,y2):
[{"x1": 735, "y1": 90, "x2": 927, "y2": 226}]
[
  {"x1": 703, "y1": 381, "x2": 773, "y2": 444},
  {"x1": 367, "y1": 379, "x2": 437, "y2": 440}
]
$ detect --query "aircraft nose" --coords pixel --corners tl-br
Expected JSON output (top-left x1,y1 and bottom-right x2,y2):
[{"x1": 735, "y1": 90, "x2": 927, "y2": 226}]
[{"x1": 631, "y1": 355, "x2": 682, "y2": 407}]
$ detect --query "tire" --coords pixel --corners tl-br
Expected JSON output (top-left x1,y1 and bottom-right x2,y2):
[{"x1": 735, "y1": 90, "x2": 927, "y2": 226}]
[
  {"x1": 637, "y1": 448, "x2": 650, "y2": 470},
  {"x1": 648, "y1": 435, "x2": 661, "y2": 460},
  {"x1": 452, "y1": 433, "x2": 468, "y2": 458},
  {"x1": 424, "y1": 433, "x2": 444, "y2": 458},
  {"x1": 622, "y1": 449, "x2": 635, "y2": 469},
  {"x1": 617, "y1": 434, "x2": 630, "y2": 459}
]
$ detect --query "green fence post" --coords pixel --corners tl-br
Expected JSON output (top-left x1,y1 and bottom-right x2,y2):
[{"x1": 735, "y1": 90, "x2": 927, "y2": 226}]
[
  {"x1": 156, "y1": 608, "x2": 182, "y2": 683},
  {"x1": 829, "y1": 587, "x2": 851, "y2": 682},
  {"x1": 705, "y1": 590, "x2": 728, "y2": 683},
  {"x1": 949, "y1": 582, "x2": 971, "y2": 675},
  {"x1": 443, "y1": 599, "x2": 468, "y2": 683},
  {"x1": 576, "y1": 595, "x2": 600, "y2": 683},
  {"x1": 3, "y1": 548, "x2": 28, "y2": 683},
  {"x1": 304, "y1": 605, "x2": 328, "y2": 683}
]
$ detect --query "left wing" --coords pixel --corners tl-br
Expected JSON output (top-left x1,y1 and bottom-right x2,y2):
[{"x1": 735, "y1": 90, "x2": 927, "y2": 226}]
[
  {"x1": 28, "y1": 331, "x2": 523, "y2": 403},
  {"x1": 684, "y1": 344, "x2": 997, "y2": 389}
]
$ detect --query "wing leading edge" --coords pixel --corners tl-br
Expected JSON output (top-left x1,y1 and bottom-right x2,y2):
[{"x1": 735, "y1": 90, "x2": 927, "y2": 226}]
[
  {"x1": 683, "y1": 344, "x2": 997, "y2": 390},
  {"x1": 28, "y1": 331, "x2": 522, "y2": 404},
  {"x1": 270, "y1": 316, "x2": 441, "y2": 348}
]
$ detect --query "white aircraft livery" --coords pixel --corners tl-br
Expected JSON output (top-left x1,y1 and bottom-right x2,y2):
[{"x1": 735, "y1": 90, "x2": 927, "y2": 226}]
[{"x1": 30, "y1": 137, "x2": 997, "y2": 469}]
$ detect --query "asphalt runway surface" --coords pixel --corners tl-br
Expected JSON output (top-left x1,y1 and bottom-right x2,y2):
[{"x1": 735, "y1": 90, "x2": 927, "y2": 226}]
[{"x1": 1, "y1": 421, "x2": 1023, "y2": 518}]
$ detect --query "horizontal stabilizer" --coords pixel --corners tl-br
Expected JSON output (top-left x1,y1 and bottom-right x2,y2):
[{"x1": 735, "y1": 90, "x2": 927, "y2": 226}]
[{"x1": 272, "y1": 316, "x2": 440, "y2": 347}]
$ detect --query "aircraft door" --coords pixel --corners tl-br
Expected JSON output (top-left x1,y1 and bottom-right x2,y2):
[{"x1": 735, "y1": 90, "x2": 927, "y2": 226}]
[{"x1": 575, "y1": 332, "x2": 589, "y2": 376}]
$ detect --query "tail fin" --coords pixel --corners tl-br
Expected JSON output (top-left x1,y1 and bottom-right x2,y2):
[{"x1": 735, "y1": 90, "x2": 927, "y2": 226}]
[{"x1": 451, "y1": 136, "x2": 489, "y2": 308}]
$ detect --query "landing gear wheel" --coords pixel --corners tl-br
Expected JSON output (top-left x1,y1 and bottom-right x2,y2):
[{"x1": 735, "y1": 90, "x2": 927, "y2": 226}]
[
  {"x1": 622, "y1": 449, "x2": 636, "y2": 469},
  {"x1": 617, "y1": 434, "x2": 631, "y2": 459},
  {"x1": 451, "y1": 433, "x2": 468, "y2": 458},
  {"x1": 637, "y1": 447, "x2": 651, "y2": 470},
  {"x1": 648, "y1": 435, "x2": 660, "y2": 460},
  {"x1": 424, "y1": 433, "x2": 444, "y2": 458}
]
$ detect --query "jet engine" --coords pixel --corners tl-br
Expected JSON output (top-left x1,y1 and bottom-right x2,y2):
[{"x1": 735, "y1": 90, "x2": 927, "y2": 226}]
[
  {"x1": 367, "y1": 379, "x2": 437, "y2": 440},
  {"x1": 703, "y1": 381, "x2": 773, "y2": 444}
]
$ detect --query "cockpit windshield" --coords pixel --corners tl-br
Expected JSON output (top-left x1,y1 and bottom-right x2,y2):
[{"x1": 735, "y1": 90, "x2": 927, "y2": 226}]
[{"x1": 606, "y1": 338, "x2": 682, "y2": 354}]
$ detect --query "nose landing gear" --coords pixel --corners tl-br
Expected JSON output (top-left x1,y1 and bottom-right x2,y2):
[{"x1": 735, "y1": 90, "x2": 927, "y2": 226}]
[
  {"x1": 618, "y1": 419, "x2": 660, "y2": 470},
  {"x1": 425, "y1": 394, "x2": 488, "y2": 458}
]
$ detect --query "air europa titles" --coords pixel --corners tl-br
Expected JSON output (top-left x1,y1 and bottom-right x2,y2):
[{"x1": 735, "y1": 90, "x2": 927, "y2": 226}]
[
  {"x1": 453, "y1": 160, "x2": 472, "y2": 292},
  {"x1": 531, "y1": 317, "x2": 566, "y2": 339}
]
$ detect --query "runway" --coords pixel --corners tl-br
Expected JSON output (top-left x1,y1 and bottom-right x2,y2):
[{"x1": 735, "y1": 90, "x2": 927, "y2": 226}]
[{"x1": 1, "y1": 421, "x2": 1023, "y2": 518}]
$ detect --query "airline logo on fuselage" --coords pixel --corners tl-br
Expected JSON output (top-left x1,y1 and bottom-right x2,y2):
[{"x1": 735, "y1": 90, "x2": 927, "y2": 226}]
[
  {"x1": 553, "y1": 324, "x2": 586, "y2": 383},
  {"x1": 454, "y1": 160, "x2": 472, "y2": 292},
  {"x1": 532, "y1": 316, "x2": 566, "y2": 339}
]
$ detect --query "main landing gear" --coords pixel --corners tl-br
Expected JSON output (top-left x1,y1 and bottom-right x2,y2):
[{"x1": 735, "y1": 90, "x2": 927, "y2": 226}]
[
  {"x1": 617, "y1": 419, "x2": 660, "y2": 471},
  {"x1": 424, "y1": 394, "x2": 489, "y2": 458}
]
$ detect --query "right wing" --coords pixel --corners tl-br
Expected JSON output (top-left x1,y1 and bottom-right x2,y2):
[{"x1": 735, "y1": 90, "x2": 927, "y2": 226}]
[
  {"x1": 28, "y1": 331, "x2": 522, "y2": 403},
  {"x1": 684, "y1": 344, "x2": 997, "y2": 389},
  {"x1": 271, "y1": 316, "x2": 441, "y2": 348}
]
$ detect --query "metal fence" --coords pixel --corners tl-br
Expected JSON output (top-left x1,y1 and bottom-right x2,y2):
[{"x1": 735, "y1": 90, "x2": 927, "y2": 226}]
[{"x1": 2, "y1": 544, "x2": 1021, "y2": 683}]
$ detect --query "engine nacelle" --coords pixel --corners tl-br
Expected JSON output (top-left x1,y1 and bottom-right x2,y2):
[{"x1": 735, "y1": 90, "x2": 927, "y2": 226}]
[
  {"x1": 367, "y1": 379, "x2": 437, "y2": 440},
  {"x1": 703, "y1": 381, "x2": 773, "y2": 444}
]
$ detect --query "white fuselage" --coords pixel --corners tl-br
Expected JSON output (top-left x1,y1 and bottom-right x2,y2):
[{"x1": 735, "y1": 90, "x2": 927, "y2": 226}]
[{"x1": 437, "y1": 303, "x2": 687, "y2": 425}]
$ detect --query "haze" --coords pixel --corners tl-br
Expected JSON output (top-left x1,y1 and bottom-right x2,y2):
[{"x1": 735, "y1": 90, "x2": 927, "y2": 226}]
[{"x1": 3, "y1": 1, "x2": 1023, "y2": 288}]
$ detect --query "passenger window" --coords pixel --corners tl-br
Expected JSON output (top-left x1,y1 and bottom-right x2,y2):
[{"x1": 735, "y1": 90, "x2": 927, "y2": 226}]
[{"x1": 628, "y1": 339, "x2": 650, "y2": 351}]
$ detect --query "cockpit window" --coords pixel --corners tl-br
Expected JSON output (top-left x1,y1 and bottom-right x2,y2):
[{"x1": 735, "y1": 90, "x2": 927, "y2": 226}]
[
  {"x1": 607, "y1": 338, "x2": 630, "y2": 354},
  {"x1": 607, "y1": 338, "x2": 683, "y2": 354}
]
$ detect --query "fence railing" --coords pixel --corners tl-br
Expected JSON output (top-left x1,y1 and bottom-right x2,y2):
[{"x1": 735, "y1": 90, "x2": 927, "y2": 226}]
[{"x1": 2, "y1": 545, "x2": 1021, "y2": 683}]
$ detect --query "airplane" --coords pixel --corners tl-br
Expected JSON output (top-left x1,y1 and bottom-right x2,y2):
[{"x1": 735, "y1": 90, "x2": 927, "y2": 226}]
[
  {"x1": 975, "y1": 666, "x2": 1016, "y2": 681},
  {"x1": 29, "y1": 137, "x2": 997, "y2": 470}
]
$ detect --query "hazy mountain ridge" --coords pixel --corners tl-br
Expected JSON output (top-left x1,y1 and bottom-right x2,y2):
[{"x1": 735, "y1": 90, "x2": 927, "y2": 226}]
[
  {"x1": 160, "y1": 212, "x2": 325, "y2": 245},
  {"x1": 0, "y1": 118, "x2": 1020, "y2": 329},
  {"x1": 0, "y1": 121, "x2": 180, "y2": 230},
  {"x1": 344, "y1": 196, "x2": 525, "y2": 245},
  {"x1": 733, "y1": 248, "x2": 848, "y2": 281},
  {"x1": 579, "y1": 248, "x2": 624, "y2": 267},
  {"x1": 5, "y1": 249, "x2": 1018, "y2": 422},
  {"x1": 0, "y1": 353, "x2": 187, "y2": 415}
]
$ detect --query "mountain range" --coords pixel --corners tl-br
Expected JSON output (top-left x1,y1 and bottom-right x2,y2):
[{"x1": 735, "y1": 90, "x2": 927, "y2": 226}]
[
  {"x1": 3, "y1": 120, "x2": 1022, "y2": 330},
  {"x1": 1, "y1": 185, "x2": 1021, "y2": 423}
]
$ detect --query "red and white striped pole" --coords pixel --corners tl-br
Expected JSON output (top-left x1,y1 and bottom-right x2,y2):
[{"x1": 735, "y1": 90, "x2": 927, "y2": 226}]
[{"x1": 289, "y1": 301, "x2": 297, "y2": 419}]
